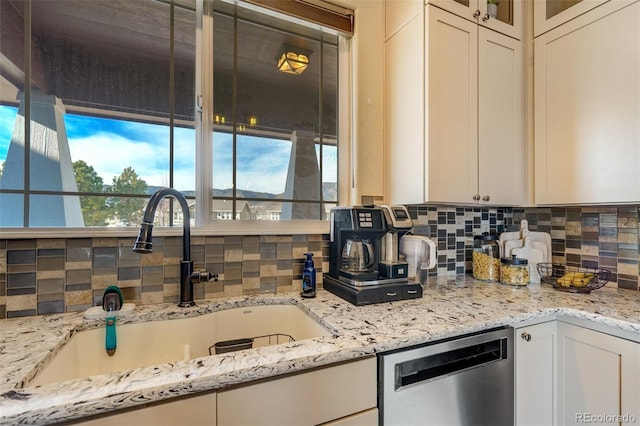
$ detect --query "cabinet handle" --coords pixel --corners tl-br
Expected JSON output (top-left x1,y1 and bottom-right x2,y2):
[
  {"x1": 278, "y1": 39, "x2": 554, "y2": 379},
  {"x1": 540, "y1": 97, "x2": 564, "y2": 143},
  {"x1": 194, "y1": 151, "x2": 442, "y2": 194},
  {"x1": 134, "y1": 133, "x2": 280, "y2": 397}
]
[
  {"x1": 482, "y1": 195, "x2": 490, "y2": 202},
  {"x1": 473, "y1": 9, "x2": 481, "y2": 18},
  {"x1": 482, "y1": 13, "x2": 490, "y2": 22},
  {"x1": 473, "y1": 194, "x2": 481, "y2": 201},
  {"x1": 521, "y1": 332, "x2": 532, "y2": 342},
  {"x1": 386, "y1": 292, "x2": 397, "y2": 297}
]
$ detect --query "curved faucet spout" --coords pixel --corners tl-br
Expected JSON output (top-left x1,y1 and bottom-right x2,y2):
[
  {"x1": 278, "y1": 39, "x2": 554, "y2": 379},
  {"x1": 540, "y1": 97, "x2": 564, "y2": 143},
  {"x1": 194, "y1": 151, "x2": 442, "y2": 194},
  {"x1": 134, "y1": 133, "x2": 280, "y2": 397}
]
[
  {"x1": 133, "y1": 188, "x2": 212, "y2": 307},
  {"x1": 133, "y1": 188, "x2": 191, "y2": 261}
]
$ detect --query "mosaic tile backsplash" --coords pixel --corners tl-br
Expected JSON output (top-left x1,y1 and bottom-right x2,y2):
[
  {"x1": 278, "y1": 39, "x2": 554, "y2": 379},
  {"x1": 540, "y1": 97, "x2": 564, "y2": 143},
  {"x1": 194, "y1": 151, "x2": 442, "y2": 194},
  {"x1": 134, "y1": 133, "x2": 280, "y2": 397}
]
[{"x1": 1, "y1": 205, "x2": 639, "y2": 318}]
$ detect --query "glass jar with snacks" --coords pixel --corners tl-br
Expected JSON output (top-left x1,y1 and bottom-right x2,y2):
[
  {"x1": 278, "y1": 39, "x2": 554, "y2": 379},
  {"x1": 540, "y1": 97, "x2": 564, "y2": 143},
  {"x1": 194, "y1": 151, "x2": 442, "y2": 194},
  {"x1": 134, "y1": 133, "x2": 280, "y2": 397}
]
[
  {"x1": 500, "y1": 255, "x2": 529, "y2": 286},
  {"x1": 473, "y1": 233, "x2": 501, "y2": 282}
]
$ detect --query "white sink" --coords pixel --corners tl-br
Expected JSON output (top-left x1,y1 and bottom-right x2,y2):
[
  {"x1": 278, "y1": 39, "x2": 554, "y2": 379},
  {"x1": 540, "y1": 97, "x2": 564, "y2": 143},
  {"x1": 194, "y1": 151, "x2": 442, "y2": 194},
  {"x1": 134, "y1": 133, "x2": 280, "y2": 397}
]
[{"x1": 28, "y1": 304, "x2": 331, "y2": 387}]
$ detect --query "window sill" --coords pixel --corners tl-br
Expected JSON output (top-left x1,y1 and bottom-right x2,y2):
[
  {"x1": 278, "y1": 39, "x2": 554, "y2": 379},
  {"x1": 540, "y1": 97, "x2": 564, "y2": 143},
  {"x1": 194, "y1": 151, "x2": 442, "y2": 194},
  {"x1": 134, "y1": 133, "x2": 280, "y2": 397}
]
[{"x1": 0, "y1": 220, "x2": 330, "y2": 239}]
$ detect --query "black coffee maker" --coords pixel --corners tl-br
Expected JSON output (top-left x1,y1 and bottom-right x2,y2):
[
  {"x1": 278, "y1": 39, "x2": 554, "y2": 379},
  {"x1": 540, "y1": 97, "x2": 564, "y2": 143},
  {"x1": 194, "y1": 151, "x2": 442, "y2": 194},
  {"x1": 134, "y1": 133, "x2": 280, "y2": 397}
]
[
  {"x1": 324, "y1": 206, "x2": 423, "y2": 305},
  {"x1": 327, "y1": 206, "x2": 388, "y2": 283}
]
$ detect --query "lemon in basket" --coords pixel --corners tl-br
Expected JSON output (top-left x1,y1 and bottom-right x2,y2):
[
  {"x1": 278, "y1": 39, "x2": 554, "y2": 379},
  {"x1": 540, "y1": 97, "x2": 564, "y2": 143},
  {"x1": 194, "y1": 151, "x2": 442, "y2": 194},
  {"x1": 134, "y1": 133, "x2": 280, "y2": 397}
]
[{"x1": 556, "y1": 272, "x2": 594, "y2": 288}]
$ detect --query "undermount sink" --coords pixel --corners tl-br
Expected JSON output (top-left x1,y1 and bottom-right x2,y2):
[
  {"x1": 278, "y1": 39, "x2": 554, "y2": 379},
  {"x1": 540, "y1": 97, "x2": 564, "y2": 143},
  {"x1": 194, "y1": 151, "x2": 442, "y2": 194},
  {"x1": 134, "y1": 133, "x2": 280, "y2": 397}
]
[{"x1": 27, "y1": 304, "x2": 331, "y2": 387}]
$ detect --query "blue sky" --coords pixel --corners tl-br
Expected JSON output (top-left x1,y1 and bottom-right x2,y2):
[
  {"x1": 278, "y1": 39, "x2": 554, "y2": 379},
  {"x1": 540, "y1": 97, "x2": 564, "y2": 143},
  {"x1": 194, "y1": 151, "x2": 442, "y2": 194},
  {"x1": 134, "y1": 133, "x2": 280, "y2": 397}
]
[
  {"x1": 0, "y1": 106, "x2": 16, "y2": 161},
  {"x1": 0, "y1": 105, "x2": 336, "y2": 193}
]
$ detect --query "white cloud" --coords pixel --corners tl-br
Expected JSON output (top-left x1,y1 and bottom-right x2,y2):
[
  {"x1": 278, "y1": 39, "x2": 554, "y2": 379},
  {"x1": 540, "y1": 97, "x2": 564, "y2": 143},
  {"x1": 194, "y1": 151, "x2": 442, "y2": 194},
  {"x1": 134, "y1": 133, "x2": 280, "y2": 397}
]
[{"x1": 68, "y1": 133, "x2": 172, "y2": 187}]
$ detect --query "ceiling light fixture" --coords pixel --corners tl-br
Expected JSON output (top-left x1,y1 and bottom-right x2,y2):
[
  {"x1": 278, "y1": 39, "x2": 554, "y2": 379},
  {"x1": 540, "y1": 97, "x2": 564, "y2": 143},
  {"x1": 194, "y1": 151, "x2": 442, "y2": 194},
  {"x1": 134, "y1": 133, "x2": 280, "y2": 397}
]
[{"x1": 276, "y1": 44, "x2": 313, "y2": 75}]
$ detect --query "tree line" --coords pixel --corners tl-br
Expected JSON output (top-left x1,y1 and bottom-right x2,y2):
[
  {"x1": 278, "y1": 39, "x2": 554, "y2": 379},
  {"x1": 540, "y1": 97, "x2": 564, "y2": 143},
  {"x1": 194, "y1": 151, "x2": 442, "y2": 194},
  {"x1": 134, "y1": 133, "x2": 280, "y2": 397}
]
[
  {"x1": 73, "y1": 160, "x2": 148, "y2": 226},
  {"x1": 0, "y1": 160, "x2": 149, "y2": 226}
]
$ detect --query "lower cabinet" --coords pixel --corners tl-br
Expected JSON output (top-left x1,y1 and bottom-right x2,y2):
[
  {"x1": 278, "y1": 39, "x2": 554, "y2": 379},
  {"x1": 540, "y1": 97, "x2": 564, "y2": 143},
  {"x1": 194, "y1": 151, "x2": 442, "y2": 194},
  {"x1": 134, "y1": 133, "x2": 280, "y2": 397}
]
[
  {"x1": 217, "y1": 357, "x2": 377, "y2": 425},
  {"x1": 516, "y1": 321, "x2": 640, "y2": 426},
  {"x1": 515, "y1": 321, "x2": 557, "y2": 426},
  {"x1": 69, "y1": 391, "x2": 218, "y2": 426},
  {"x1": 557, "y1": 322, "x2": 640, "y2": 426},
  {"x1": 68, "y1": 357, "x2": 377, "y2": 426}
]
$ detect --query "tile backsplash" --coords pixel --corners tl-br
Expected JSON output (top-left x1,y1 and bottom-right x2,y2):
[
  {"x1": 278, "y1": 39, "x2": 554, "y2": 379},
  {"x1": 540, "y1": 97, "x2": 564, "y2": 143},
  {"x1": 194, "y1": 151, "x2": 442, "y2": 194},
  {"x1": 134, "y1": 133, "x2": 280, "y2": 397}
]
[
  {"x1": 1, "y1": 205, "x2": 638, "y2": 318},
  {"x1": 0, "y1": 235, "x2": 328, "y2": 319},
  {"x1": 407, "y1": 205, "x2": 640, "y2": 291}
]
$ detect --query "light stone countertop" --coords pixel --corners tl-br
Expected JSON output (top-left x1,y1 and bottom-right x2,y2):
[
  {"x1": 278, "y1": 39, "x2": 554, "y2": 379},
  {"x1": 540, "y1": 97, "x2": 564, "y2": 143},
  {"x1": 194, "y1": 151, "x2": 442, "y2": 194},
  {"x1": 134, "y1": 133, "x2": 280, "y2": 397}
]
[{"x1": 2, "y1": 275, "x2": 640, "y2": 425}]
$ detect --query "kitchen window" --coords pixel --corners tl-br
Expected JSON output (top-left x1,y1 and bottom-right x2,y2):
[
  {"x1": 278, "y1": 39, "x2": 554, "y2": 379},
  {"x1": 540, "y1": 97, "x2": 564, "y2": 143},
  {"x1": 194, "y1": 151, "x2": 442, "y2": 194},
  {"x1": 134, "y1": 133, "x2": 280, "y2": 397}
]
[{"x1": 0, "y1": 0, "x2": 350, "y2": 230}]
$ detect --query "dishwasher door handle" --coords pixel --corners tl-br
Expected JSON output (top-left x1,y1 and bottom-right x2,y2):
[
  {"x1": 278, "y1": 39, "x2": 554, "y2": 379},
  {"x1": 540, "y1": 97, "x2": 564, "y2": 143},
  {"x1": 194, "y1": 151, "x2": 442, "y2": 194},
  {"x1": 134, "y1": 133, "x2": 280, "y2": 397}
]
[{"x1": 394, "y1": 336, "x2": 508, "y2": 390}]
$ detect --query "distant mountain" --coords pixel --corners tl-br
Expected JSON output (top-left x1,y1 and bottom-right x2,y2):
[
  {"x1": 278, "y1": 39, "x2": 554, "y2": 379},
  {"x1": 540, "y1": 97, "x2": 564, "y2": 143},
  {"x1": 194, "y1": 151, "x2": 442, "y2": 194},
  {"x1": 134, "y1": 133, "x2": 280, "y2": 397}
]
[{"x1": 145, "y1": 183, "x2": 337, "y2": 202}]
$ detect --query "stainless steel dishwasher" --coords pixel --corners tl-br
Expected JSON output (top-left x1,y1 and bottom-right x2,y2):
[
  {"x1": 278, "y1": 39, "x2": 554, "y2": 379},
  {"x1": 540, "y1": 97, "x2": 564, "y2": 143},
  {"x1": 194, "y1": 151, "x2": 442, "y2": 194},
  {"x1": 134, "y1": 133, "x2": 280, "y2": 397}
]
[{"x1": 378, "y1": 327, "x2": 514, "y2": 425}]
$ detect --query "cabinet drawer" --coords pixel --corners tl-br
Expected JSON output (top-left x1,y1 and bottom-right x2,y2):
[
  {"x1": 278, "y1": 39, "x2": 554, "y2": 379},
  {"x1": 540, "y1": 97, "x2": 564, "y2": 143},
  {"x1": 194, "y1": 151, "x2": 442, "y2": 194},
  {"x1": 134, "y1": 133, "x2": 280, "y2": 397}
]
[{"x1": 217, "y1": 357, "x2": 377, "y2": 426}]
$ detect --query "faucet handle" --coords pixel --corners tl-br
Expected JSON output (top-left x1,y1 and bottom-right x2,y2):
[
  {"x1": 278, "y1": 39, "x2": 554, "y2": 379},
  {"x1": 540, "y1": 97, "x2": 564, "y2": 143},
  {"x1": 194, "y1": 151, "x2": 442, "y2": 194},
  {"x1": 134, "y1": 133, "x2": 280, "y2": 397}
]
[{"x1": 191, "y1": 271, "x2": 218, "y2": 283}]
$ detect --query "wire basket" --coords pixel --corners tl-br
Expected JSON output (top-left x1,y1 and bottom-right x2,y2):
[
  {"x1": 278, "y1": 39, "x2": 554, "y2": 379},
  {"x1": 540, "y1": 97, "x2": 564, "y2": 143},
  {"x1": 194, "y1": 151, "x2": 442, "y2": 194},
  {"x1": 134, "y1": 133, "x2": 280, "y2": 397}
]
[
  {"x1": 209, "y1": 333, "x2": 295, "y2": 355},
  {"x1": 536, "y1": 263, "x2": 611, "y2": 293}
]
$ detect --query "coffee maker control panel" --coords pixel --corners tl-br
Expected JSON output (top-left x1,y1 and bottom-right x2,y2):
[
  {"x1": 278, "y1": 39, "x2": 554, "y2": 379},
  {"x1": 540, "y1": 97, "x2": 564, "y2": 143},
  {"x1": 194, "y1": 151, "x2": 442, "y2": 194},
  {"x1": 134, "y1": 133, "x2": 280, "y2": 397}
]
[
  {"x1": 357, "y1": 210, "x2": 374, "y2": 228},
  {"x1": 379, "y1": 205, "x2": 413, "y2": 230},
  {"x1": 335, "y1": 207, "x2": 385, "y2": 231}
]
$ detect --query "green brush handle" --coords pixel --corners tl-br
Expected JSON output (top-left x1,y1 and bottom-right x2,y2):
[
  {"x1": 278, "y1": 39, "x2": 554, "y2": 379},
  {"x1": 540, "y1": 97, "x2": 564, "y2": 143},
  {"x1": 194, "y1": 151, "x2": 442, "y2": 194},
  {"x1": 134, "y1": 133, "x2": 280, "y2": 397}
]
[{"x1": 105, "y1": 316, "x2": 117, "y2": 356}]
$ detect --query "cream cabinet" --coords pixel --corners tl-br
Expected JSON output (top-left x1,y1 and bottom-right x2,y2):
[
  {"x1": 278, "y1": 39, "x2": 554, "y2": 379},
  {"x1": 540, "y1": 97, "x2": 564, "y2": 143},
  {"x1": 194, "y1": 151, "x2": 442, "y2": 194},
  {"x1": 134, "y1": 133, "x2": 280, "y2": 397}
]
[
  {"x1": 430, "y1": 0, "x2": 523, "y2": 39},
  {"x1": 534, "y1": 0, "x2": 640, "y2": 205},
  {"x1": 515, "y1": 321, "x2": 557, "y2": 426},
  {"x1": 557, "y1": 322, "x2": 640, "y2": 425},
  {"x1": 515, "y1": 320, "x2": 640, "y2": 426},
  {"x1": 72, "y1": 391, "x2": 218, "y2": 426},
  {"x1": 384, "y1": 4, "x2": 525, "y2": 205},
  {"x1": 429, "y1": 7, "x2": 524, "y2": 205},
  {"x1": 217, "y1": 357, "x2": 377, "y2": 425},
  {"x1": 533, "y1": 0, "x2": 610, "y2": 37}
]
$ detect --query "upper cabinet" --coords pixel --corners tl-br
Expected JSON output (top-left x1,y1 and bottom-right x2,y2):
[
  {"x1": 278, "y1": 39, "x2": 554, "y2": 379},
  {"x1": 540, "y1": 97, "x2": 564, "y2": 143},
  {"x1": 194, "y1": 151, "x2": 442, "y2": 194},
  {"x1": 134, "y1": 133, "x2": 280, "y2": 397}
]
[
  {"x1": 533, "y1": 0, "x2": 609, "y2": 37},
  {"x1": 430, "y1": 0, "x2": 523, "y2": 39},
  {"x1": 427, "y1": 6, "x2": 525, "y2": 205},
  {"x1": 534, "y1": 0, "x2": 640, "y2": 204},
  {"x1": 383, "y1": 2, "x2": 525, "y2": 205}
]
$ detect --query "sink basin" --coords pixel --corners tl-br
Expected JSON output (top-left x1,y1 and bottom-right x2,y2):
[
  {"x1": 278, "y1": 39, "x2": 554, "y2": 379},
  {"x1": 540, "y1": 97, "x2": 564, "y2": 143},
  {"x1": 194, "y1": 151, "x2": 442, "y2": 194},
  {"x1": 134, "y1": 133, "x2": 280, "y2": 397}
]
[{"x1": 28, "y1": 304, "x2": 331, "y2": 387}]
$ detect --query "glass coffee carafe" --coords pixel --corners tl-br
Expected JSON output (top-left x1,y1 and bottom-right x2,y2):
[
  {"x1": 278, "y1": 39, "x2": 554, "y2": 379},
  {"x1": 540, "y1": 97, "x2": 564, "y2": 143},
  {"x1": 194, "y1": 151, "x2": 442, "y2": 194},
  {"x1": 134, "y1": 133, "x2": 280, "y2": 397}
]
[{"x1": 341, "y1": 237, "x2": 375, "y2": 273}]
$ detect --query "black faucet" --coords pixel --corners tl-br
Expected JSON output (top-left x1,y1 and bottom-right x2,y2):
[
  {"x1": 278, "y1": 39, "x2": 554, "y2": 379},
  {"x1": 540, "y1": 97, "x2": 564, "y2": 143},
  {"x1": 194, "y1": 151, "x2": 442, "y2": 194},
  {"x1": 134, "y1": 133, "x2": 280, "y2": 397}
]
[{"x1": 132, "y1": 188, "x2": 217, "y2": 307}]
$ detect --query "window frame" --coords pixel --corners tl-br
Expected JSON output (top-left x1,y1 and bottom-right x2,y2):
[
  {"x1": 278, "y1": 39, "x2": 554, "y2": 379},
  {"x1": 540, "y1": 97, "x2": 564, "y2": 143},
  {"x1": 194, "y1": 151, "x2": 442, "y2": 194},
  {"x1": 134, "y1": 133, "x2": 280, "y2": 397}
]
[{"x1": 0, "y1": 0, "x2": 353, "y2": 238}]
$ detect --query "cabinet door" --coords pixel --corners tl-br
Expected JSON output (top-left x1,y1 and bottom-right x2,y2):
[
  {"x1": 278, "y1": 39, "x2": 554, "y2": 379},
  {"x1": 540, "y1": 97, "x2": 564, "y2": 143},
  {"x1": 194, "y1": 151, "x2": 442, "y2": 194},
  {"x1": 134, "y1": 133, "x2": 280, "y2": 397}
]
[
  {"x1": 477, "y1": 26, "x2": 524, "y2": 205},
  {"x1": 534, "y1": 0, "x2": 640, "y2": 205},
  {"x1": 515, "y1": 322, "x2": 557, "y2": 426},
  {"x1": 533, "y1": 0, "x2": 610, "y2": 37},
  {"x1": 557, "y1": 322, "x2": 640, "y2": 425},
  {"x1": 426, "y1": 6, "x2": 479, "y2": 204}
]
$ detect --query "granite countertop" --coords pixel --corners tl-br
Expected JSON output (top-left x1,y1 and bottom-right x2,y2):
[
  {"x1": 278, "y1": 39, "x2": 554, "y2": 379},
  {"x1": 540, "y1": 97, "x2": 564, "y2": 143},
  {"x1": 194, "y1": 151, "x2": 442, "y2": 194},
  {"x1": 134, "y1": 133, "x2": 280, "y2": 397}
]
[{"x1": 2, "y1": 276, "x2": 640, "y2": 425}]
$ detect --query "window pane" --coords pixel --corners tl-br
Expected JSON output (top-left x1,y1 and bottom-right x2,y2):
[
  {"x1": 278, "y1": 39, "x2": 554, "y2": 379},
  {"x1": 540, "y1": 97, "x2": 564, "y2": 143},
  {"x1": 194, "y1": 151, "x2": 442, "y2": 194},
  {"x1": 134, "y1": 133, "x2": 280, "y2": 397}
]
[
  {"x1": 211, "y1": 2, "x2": 339, "y2": 221},
  {"x1": 0, "y1": 193, "x2": 23, "y2": 227},
  {"x1": 0, "y1": 0, "x2": 196, "y2": 227},
  {"x1": 30, "y1": 194, "x2": 84, "y2": 227},
  {"x1": 236, "y1": 134, "x2": 291, "y2": 196}
]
